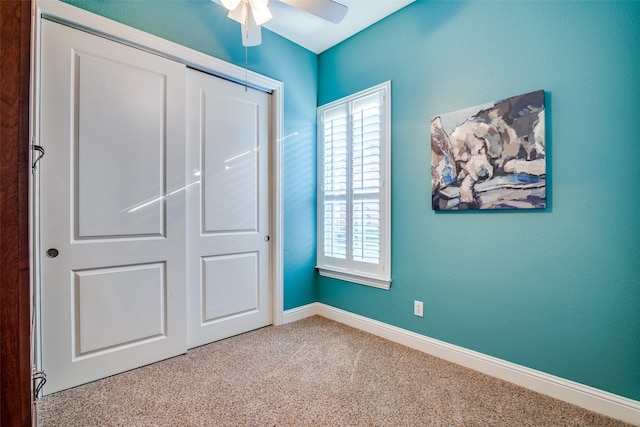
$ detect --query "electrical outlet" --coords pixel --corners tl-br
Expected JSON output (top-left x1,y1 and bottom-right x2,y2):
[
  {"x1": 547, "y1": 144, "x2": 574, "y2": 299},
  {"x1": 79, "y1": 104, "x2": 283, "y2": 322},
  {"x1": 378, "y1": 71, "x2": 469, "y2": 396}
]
[{"x1": 414, "y1": 300, "x2": 424, "y2": 317}]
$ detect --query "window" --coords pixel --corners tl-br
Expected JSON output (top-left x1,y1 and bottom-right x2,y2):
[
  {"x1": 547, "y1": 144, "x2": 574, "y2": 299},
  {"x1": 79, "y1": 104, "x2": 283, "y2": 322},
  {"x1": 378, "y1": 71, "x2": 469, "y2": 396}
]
[{"x1": 316, "y1": 81, "x2": 391, "y2": 289}]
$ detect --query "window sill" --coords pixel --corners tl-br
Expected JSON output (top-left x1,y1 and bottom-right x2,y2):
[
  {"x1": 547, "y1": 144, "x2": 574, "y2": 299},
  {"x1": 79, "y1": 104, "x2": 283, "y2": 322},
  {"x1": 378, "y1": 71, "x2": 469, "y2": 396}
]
[{"x1": 316, "y1": 267, "x2": 391, "y2": 290}]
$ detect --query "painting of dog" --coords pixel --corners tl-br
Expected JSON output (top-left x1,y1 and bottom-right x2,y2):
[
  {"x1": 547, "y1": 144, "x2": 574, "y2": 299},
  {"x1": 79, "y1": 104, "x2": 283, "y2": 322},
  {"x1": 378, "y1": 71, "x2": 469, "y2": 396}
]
[{"x1": 431, "y1": 90, "x2": 546, "y2": 210}]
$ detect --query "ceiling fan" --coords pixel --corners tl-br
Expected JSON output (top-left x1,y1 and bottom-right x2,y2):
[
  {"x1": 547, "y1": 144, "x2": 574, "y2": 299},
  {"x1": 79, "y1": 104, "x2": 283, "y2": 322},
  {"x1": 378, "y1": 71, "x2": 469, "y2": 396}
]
[{"x1": 219, "y1": 0, "x2": 348, "y2": 46}]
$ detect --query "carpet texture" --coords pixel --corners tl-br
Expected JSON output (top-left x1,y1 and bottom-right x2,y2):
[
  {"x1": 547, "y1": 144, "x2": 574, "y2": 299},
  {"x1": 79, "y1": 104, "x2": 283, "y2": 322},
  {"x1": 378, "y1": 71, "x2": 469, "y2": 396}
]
[{"x1": 37, "y1": 316, "x2": 632, "y2": 426}]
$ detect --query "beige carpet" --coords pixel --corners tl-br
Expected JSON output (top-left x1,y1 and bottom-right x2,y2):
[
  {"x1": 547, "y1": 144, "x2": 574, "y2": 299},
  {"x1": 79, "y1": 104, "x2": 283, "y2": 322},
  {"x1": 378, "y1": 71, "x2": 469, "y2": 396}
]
[{"x1": 37, "y1": 316, "x2": 631, "y2": 426}]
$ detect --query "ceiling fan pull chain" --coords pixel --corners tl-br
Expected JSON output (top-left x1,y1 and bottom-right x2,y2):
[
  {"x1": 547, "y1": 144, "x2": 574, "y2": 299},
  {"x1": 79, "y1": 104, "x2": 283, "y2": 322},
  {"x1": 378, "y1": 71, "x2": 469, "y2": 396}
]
[
  {"x1": 244, "y1": 46, "x2": 248, "y2": 92},
  {"x1": 242, "y1": 10, "x2": 248, "y2": 92}
]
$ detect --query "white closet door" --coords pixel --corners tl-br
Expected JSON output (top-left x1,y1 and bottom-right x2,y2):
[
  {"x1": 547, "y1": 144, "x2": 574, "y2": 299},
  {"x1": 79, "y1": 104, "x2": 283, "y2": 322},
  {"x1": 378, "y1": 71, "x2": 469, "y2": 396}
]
[
  {"x1": 39, "y1": 20, "x2": 186, "y2": 394},
  {"x1": 186, "y1": 69, "x2": 271, "y2": 348}
]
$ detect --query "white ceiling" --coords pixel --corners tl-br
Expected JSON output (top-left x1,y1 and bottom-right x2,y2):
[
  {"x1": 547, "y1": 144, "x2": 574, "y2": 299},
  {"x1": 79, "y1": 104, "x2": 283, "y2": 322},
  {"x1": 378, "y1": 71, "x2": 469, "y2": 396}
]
[{"x1": 214, "y1": 0, "x2": 415, "y2": 54}]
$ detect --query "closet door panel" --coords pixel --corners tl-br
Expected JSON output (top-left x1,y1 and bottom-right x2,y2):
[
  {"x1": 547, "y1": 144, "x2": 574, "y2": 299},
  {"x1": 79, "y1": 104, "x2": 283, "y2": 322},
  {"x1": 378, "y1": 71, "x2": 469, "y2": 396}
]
[
  {"x1": 39, "y1": 20, "x2": 186, "y2": 394},
  {"x1": 186, "y1": 69, "x2": 272, "y2": 348}
]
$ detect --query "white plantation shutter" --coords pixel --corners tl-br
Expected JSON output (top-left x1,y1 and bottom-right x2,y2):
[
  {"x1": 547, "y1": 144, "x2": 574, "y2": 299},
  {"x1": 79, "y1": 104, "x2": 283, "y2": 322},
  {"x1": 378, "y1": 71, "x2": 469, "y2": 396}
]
[
  {"x1": 317, "y1": 82, "x2": 391, "y2": 289},
  {"x1": 322, "y1": 106, "x2": 348, "y2": 259}
]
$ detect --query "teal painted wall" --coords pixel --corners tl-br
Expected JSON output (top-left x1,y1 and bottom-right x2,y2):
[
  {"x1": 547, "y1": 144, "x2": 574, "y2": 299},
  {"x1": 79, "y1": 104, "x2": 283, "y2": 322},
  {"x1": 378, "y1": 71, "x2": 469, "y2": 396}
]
[
  {"x1": 317, "y1": 1, "x2": 640, "y2": 400},
  {"x1": 61, "y1": 0, "x2": 319, "y2": 309}
]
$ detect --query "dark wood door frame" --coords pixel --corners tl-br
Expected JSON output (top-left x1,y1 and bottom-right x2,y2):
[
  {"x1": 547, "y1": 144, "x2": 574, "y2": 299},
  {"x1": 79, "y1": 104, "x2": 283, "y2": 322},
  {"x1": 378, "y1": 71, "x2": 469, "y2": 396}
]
[{"x1": 1, "y1": 1, "x2": 34, "y2": 426}]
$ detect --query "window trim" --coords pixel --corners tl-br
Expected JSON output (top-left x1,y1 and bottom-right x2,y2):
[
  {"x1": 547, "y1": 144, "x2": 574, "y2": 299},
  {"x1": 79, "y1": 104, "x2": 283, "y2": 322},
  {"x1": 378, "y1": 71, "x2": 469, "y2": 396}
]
[{"x1": 316, "y1": 81, "x2": 391, "y2": 290}]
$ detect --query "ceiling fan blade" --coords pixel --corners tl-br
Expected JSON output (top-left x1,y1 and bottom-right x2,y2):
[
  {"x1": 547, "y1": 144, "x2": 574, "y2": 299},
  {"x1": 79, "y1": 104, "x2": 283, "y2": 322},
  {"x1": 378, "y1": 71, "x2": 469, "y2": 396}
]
[
  {"x1": 278, "y1": 0, "x2": 348, "y2": 24},
  {"x1": 227, "y1": 1, "x2": 248, "y2": 24},
  {"x1": 250, "y1": 1, "x2": 273, "y2": 25}
]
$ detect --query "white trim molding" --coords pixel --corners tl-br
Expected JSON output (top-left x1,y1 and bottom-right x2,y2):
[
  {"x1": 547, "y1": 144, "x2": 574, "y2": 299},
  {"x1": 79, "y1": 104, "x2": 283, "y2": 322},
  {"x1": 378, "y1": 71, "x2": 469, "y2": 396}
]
[
  {"x1": 316, "y1": 267, "x2": 391, "y2": 290},
  {"x1": 284, "y1": 303, "x2": 640, "y2": 426},
  {"x1": 37, "y1": 0, "x2": 278, "y2": 93},
  {"x1": 270, "y1": 83, "x2": 285, "y2": 326},
  {"x1": 282, "y1": 302, "x2": 321, "y2": 324}
]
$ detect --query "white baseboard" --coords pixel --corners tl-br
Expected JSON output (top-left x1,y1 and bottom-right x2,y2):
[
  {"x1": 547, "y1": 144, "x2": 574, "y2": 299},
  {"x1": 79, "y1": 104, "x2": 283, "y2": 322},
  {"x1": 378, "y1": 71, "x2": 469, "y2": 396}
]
[
  {"x1": 282, "y1": 302, "x2": 321, "y2": 324},
  {"x1": 283, "y1": 302, "x2": 640, "y2": 426}
]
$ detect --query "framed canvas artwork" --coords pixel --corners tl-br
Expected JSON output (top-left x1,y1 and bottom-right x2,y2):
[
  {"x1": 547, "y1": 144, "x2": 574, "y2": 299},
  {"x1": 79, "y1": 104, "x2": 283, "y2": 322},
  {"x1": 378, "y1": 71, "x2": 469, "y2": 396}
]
[{"x1": 431, "y1": 90, "x2": 546, "y2": 210}]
